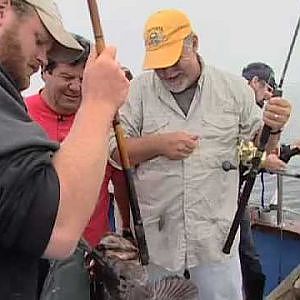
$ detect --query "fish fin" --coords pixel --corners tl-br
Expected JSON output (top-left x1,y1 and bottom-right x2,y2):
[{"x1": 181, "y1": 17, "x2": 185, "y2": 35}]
[{"x1": 147, "y1": 275, "x2": 198, "y2": 300}]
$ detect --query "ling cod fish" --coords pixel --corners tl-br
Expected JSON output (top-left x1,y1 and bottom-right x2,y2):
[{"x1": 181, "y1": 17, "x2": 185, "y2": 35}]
[{"x1": 88, "y1": 233, "x2": 199, "y2": 300}]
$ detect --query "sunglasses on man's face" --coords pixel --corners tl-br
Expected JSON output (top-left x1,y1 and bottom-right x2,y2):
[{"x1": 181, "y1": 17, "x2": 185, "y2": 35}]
[
  {"x1": 266, "y1": 83, "x2": 274, "y2": 93},
  {"x1": 259, "y1": 80, "x2": 274, "y2": 93}
]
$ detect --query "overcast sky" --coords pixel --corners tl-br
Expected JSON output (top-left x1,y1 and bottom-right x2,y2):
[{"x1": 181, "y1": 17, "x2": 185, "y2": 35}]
[
  {"x1": 23, "y1": 0, "x2": 300, "y2": 140},
  {"x1": 24, "y1": 0, "x2": 300, "y2": 94}
]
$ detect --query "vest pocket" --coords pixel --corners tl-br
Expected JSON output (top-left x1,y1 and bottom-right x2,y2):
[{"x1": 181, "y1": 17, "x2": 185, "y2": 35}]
[{"x1": 142, "y1": 111, "x2": 170, "y2": 135}]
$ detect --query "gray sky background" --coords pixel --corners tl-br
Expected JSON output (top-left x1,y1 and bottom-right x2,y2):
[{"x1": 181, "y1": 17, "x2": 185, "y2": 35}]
[{"x1": 23, "y1": 0, "x2": 300, "y2": 141}]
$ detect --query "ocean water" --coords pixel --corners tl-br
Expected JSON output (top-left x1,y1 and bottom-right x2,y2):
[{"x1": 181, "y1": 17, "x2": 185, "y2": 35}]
[{"x1": 250, "y1": 85, "x2": 300, "y2": 219}]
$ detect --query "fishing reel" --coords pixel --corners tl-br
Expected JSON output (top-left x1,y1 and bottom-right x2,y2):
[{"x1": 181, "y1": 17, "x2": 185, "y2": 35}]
[{"x1": 238, "y1": 140, "x2": 266, "y2": 168}]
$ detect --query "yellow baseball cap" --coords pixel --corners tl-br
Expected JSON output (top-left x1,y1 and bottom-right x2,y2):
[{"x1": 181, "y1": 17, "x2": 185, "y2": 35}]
[
  {"x1": 25, "y1": 0, "x2": 83, "y2": 62},
  {"x1": 143, "y1": 9, "x2": 192, "y2": 70}
]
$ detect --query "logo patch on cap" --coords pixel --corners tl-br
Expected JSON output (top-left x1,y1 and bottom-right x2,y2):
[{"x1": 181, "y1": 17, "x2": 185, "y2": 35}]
[{"x1": 145, "y1": 27, "x2": 167, "y2": 51}]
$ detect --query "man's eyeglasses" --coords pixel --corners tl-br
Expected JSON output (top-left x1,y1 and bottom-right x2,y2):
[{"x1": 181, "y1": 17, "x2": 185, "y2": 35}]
[
  {"x1": 265, "y1": 82, "x2": 274, "y2": 93},
  {"x1": 259, "y1": 80, "x2": 274, "y2": 93}
]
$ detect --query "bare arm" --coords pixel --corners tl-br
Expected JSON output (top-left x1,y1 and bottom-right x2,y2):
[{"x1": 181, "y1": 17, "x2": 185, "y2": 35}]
[
  {"x1": 44, "y1": 47, "x2": 129, "y2": 259},
  {"x1": 112, "y1": 132, "x2": 199, "y2": 166},
  {"x1": 112, "y1": 134, "x2": 162, "y2": 166}
]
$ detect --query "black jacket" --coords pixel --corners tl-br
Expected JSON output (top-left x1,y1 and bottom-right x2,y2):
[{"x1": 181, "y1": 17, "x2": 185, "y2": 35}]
[{"x1": 0, "y1": 65, "x2": 60, "y2": 300}]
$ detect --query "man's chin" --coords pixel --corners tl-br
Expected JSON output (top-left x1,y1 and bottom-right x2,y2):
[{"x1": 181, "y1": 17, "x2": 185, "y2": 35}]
[{"x1": 162, "y1": 79, "x2": 189, "y2": 93}]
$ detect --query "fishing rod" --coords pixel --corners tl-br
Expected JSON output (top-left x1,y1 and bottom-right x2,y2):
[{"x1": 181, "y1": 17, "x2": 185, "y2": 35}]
[
  {"x1": 86, "y1": 0, "x2": 149, "y2": 266},
  {"x1": 275, "y1": 13, "x2": 300, "y2": 239},
  {"x1": 278, "y1": 14, "x2": 300, "y2": 90},
  {"x1": 222, "y1": 161, "x2": 300, "y2": 179},
  {"x1": 222, "y1": 14, "x2": 300, "y2": 254}
]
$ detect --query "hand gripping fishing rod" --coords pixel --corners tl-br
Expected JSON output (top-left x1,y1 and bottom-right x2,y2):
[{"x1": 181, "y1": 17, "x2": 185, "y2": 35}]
[
  {"x1": 86, "y1": 0, "x2": 149, "y2": 265},
  {"x1": 223, "y1": 14, "x2": 300, "y2": 254},
  {"x1": 222, "y1": 161, "x2": 300, "y2": 179}
]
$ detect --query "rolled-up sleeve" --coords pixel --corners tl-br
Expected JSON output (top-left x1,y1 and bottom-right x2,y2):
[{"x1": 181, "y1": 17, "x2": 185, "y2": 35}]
[{"x1": 238, "y1": 81, "x2": 263, "y2": 140}]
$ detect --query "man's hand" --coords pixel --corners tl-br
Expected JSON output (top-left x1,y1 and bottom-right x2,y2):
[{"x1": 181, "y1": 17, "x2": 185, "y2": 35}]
[
  {"x1": 159, "y1": 131, "x2": 199, "y2": 160},
  {"x1": 82, "y1": 46, "x2": 129, "y2": 118},
  {"x1": 263, "y1": 153, "x2": 287, "y2": 172},
  {"x1": 263, "y1": 97, "x2": 291, "y2": 131}
]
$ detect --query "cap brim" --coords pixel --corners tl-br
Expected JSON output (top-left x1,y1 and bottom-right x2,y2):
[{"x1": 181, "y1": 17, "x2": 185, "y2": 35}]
[
  {"x1": 143, "y1": 40, "x2": 184, "y2": 70},
  {"x1": 38, "y1": 11, "x2": 83, "y2": 63},
  {"x1": 26, "y1": 0, "x2": 83, "y2": 63}
]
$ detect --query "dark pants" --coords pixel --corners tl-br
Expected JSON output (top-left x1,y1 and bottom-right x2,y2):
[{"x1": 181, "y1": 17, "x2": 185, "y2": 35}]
[
  {"x1": 37, "y1": 259, "x2": 50, "y2": 298},
  {"x1": 239, "y1": 208, "x2": 266, "y2": 300},
  {"x1": 108, "y1": 193, "x2": 116, "y2": 232}
]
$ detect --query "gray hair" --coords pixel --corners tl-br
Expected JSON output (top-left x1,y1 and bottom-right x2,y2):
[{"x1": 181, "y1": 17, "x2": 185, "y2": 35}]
[{"x1": 183, "y1": 33, "x2": 196, "y2": 49}]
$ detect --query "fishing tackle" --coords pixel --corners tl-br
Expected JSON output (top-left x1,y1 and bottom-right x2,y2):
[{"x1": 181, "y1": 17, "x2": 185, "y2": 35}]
[{"x1": 223, "y1": 14, "x2": 300, "y2": 254}]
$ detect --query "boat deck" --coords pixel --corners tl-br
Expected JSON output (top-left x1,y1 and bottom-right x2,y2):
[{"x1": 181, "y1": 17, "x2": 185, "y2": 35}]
[{"x1": 250, "y1": 207, "x2": 300, "y2": 295}]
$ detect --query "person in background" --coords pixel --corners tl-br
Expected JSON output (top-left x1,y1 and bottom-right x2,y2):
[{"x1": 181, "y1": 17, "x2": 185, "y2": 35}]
[
  {"x1": 26, "y1": 35, "x2": 131, "y2": 248},
  {"x1": 242, "y1": 62, "x2": 300, "y2": 168},
  {"x1": 109, "y1": 9, "x2": 292, "y2": 300},
  {"x1": 240, "y1": 61, "x2": 300, "y2": 300},
  {"x1": 0, "y1": 0, "x2": 128, "y2": 298}
]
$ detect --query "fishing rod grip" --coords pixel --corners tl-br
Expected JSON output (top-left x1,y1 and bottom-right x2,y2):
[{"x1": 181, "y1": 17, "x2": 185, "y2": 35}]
[
  {"x1": 258, "y1": 88, "x2": 282, "y2": 152},
  {"x1": 258, "y1": 125, "x2": 271, "y2": 153},
  {"x1": 113, "y1": 114, "x2": 131, "y2": 168},
  {"x1": 223, "y1": 174, "x2": 256, "y2": 254},
  {"x1": 87, "y1": 0, "x2": 149, "y2": 266},
  {"x1": 222, "y1": 205, "x2": 247, "y2": 254},
  {"x1": 123, "y1": 168, "x2": 150, "y2": 265},
  {"x1": 273, "y1": 89, "x2": 283, "y2": 97},
  {"x1": 113, "y1": 116, "x2": 149, "y2": 266},
  {"x1": 87, "y1": 0, "x2": 105, "y2": 54}
]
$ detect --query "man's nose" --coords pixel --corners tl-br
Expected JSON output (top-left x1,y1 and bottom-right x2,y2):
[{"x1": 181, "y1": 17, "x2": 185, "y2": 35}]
[
  {"x1": 160, "y1": 66, "x2": 177, "y2": 78},
  {"x1": 68, "y1": 79, "x2": 81, "y2": 92}
]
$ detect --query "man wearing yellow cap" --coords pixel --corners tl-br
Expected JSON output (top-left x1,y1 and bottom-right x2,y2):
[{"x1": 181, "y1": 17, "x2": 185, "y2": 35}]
[
  {"x1": 0, "y1": 0, "x2": 129, "y2": 298},
  {"x1": 110, "y1": 9, "x2": 291, "y2": 300}
]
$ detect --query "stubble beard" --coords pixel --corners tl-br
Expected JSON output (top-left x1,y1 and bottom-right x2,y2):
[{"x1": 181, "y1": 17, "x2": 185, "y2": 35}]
[
  {"x1": 161, "y1": 76, "x2": 190, "y2": 93},
  {"x1": 0, "y1": 24, "x2": 29, "y2": 91}
]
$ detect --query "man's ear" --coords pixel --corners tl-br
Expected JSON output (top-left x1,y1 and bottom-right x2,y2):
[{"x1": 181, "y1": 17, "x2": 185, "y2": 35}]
[
  {"x1": 0, "y1": 0, "x2": 10, "y2": 23},
  {"x1": 192, "y1": 34, "x2": 199, "y2": 52},
  {"x1": 249, "y1": 76, "x2": 259, "y2": 89}
]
